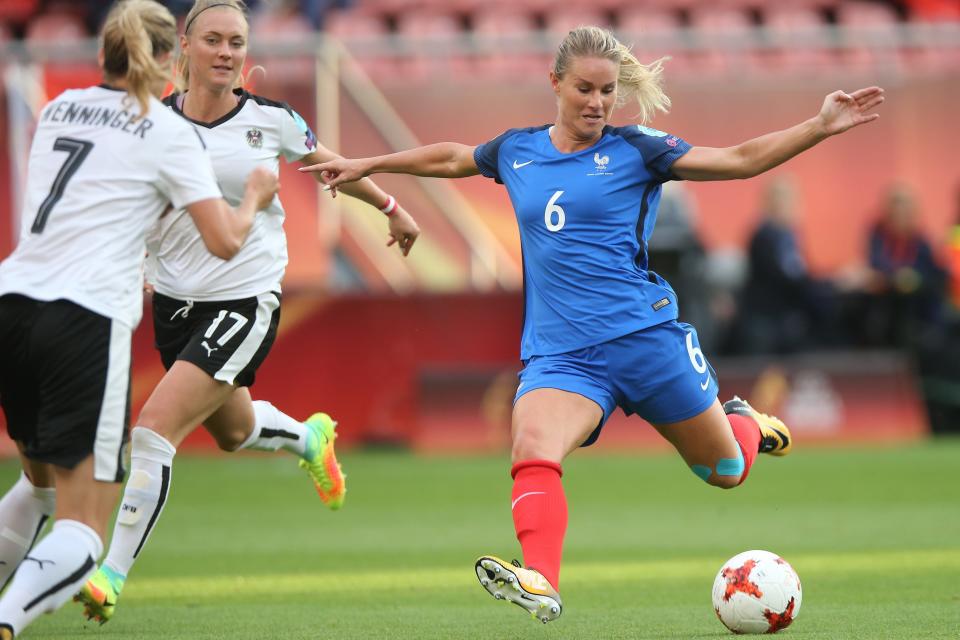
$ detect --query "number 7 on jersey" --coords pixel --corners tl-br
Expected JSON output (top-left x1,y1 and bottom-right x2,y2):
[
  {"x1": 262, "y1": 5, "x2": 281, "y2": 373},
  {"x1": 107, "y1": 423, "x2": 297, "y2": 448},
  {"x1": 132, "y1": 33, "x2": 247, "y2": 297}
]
[{"x1": 31, "y1": 137, "x2": 94, "y2": 234}]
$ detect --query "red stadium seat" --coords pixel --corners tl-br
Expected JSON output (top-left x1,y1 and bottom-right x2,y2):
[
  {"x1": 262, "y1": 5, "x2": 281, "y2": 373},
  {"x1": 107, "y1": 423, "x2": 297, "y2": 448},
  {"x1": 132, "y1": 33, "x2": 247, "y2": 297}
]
[
  {"x1": 250, "y1": 8, "x2": 316, "y2": 93},
  {"x1": 835, "y1": 1, "x2": 902, "y2": 71},
  {"x1": 0, "y1": 0, "x2": 38, "y2": 28},
  {"x1": 905, "y1": 0, "x2": 960, "y2": 21},
  {"x1": 617, "y1": 7, "x2": 684, "y2": 70},
  {"x1": 544, "y1": 7, "x2": 614, "y2": 39},
  {"x1": 471, "y1": 7, "x2": 543, "y2": 77},
  {"x1": 395, "y1": 9, "x2": 467, "y2": 80},
  {"x1": 687, "y1": 6, "x2": 756, "y2": 73},
  {"x1": 760, "y1": 4, "x2": 834, "y2": 72},
  {"x1": 324, "y1": 8, "x2": 396, "y2": 80},
  {"x1": 25, "y1": 11, "x2": 86, "y2": 43},
  {"x1": 325, "y1": 9, "x2": 389, "y2": 39}
]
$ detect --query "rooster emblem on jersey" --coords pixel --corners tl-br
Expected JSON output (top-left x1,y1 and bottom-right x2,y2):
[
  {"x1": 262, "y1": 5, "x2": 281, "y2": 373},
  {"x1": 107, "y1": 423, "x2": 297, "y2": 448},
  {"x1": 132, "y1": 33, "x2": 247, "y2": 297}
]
[{"x1": 594, "y1": 152, "x2": 609, "y2": 172}]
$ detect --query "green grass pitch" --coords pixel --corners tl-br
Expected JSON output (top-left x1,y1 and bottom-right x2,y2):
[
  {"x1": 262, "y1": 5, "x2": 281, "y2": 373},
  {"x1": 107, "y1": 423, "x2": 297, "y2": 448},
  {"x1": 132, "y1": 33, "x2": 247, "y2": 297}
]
[{"x1": 1, "y1": 439, "x2": 958, "y2": 638}]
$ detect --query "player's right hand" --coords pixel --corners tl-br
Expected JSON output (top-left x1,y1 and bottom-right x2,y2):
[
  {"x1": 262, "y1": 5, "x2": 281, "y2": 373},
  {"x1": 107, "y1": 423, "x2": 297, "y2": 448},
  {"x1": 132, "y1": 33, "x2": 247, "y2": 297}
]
[
  {"x1": 299, "y1": 158, "x2": 368, "y2": 197},
  {"x1": 245, "y1": 166, "x2": 280, "y2": 211}
]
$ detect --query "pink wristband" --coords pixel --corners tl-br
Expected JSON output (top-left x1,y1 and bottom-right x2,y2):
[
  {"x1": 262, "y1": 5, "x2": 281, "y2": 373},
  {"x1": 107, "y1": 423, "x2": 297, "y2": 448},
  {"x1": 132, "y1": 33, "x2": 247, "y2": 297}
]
[{"x1": 379, "y1": 195, "x2": 397, "y2": 216}]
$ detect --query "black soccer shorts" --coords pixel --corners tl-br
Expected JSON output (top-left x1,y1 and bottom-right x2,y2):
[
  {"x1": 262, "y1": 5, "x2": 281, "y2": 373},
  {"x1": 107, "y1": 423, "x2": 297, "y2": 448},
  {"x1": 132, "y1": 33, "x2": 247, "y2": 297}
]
[
  {"x1": 151, "y1": 291, "x2": 281, "y2": 388},
  {"x1": 0, "y1": 294, "x2": 130, "y2": 482}
]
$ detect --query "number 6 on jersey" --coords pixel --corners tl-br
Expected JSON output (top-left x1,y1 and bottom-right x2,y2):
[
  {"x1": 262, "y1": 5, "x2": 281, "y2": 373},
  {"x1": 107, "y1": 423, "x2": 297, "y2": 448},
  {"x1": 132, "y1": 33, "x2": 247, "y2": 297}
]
[{"x1": 544, "y1": 190, "x2": 565, "y2": 232}]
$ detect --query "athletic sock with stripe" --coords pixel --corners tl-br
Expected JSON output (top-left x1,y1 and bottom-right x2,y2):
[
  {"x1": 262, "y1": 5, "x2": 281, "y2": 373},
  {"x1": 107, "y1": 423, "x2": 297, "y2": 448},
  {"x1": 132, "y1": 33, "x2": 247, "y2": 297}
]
[
  {"x1": 0, "y1": 520, "x2": 101, "y2": 636},
  {"x1": 0, "y1": 473, "x2": 56, "y2": 590},
  {"x1": 102, "y1": 427, "x2": 175, "y2": 579},
  {"x1": 727, "y1": 414, "x2": 761, "y2": 485},
  {"x1": 510, "y1": 459, "x2": 567, "y2": 591},
  {"x1": 237, "y1": 400, "x2": 310, "y2": 458}
]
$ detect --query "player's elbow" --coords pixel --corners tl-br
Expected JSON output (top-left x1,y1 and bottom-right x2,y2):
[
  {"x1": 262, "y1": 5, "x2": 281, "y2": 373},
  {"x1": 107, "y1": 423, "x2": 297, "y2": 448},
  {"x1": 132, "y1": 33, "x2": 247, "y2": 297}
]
[{"x1": 205, "y1": 236, "x2": 242, "y2": 260}]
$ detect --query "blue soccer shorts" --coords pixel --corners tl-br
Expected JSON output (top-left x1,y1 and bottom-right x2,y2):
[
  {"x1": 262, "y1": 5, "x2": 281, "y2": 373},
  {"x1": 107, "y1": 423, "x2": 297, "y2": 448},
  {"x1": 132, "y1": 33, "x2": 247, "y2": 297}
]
[{"x1": 514, "y1": 320, "x2": 719, "y2": 446}]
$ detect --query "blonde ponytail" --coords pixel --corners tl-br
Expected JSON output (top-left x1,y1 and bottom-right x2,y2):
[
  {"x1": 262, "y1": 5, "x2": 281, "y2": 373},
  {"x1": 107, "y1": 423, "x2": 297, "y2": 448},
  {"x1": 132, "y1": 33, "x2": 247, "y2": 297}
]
[
  {"x1": 101, "y1": 0, "x2": 177, "y2": 116},
  {"x1": 175, "y1": 0, "x2": 251, "y2": 93},
  {"x1": 553, "y1": 26, "x2": 671, "y2": 124}
]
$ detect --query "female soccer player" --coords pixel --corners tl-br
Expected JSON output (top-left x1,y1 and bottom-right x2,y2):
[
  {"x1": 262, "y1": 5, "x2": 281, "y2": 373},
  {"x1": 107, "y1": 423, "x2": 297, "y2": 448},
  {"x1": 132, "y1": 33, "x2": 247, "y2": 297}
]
[
  {"x1": 75, "y1": 0, "x2": 421, "y2": 624},
  {"x1": 303, "y1": 26, "x2": 884, "y2": 624},
  {"x1": 0, "y1": 1, "x2": 279, "y2": 636}
]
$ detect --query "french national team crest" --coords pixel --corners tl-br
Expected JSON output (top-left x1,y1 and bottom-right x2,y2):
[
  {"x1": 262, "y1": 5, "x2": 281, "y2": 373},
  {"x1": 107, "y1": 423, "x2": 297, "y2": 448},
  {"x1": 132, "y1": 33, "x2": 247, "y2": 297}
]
[
  {"x1": 588, "y1": 151, "x2": 613, "y2": 176},
  {"x1": 246, "y1": 128, "x2": 263, "y2": 149}
]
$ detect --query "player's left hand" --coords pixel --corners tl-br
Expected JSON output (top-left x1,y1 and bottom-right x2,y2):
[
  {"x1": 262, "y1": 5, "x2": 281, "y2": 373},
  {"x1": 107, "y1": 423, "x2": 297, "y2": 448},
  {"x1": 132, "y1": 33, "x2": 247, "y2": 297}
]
[
  {"x1": 388, "y1": 205, "x2": 420, "y2": 256},
  {"x1": 816, "y1": 87, "x2": 884, "y2": 136}
]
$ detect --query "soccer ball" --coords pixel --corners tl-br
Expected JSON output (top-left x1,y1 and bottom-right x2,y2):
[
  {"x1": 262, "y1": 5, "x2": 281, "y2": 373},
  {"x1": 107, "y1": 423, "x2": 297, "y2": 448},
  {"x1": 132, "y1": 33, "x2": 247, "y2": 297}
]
[{"x1": 712, "y1": 550, "x2": 802, "y2": 634}]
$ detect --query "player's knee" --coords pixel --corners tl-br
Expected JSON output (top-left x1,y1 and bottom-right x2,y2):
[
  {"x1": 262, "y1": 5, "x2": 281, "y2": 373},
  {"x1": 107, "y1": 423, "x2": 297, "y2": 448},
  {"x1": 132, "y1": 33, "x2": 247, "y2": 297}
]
[
  {"x1": 708, "y1": 474, "x2": 741, "y2": 490},
  {"x1": 690, "y1": 451, "x2": 744, "y2": 489},
  {"x1": 212, "y1": 430, "x2": 246, "y2": 452},
  {"x1": 690, "y1": 466, "x2": 739, "y2": 489},
  {"x1": 511, "y1": 425, "x2": 553, "y2": 463}
]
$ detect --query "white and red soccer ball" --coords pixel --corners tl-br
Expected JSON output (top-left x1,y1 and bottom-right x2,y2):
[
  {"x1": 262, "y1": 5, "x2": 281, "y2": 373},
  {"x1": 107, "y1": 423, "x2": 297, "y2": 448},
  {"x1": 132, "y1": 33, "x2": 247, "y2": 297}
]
[{"x1": 712, "y1": 550, "x2": 802, "y2": 634}]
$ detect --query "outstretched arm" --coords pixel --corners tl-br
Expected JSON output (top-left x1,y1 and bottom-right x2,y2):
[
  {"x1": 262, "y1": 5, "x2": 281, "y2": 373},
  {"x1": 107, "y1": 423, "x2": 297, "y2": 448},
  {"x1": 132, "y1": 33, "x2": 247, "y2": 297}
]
[
  {"x1": 672, "y1": 87, "x2": 884, "y2": 181},
  {"x1": 300, "y1": 145, "x2": 420, "y2": 256},
  {"x1": 298, "y1": 142, "x2": 480, "y2": 191}
]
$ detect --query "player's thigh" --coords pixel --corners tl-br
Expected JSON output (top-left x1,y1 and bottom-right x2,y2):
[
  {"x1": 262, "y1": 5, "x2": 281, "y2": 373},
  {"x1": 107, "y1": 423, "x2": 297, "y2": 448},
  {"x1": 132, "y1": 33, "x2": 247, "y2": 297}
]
[
  {"x1": 182, "y1": 293, "x2": 281, "y2": 388},
  {"x1": 202, "y1": 387, "x2": 255, "y2": 451},
  {"x1": 651, "y1": 398, "x2": 740, "y2": 468},
  {"x1": 610, "y1": 321, "x2": 719, "y2": 426},
  {"x1": 138, "y1": 361, "x2": 237, "y2": 447},
  {"x1": 512, "y1": 389, "x2": 604, "y2": 463},
  {"x1": 17, "y1": 299, "x2": 132, "y2": 484}
]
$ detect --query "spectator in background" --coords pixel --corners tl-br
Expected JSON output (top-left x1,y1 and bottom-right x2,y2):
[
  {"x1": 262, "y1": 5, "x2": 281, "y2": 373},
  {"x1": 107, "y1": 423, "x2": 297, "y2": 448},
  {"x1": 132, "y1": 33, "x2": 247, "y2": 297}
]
[
  {"x1": 948, "y1": 183, "x2": 960, "y2": 312},
  {"x1": 647, "y1": 183, "x2": 718, "y2": 351},
  {"x1": 734, "y1": 176, "x2": 834, "y2": 354},
  {"x1": 299, "y1": 0, "x2": 352, "y2": 30},
  {"x1": 860, "y1": 183, "x2": 946, "y2": 347},
  {"x1": 905, "y1": 181, "x2": 960, "y2": 434}
]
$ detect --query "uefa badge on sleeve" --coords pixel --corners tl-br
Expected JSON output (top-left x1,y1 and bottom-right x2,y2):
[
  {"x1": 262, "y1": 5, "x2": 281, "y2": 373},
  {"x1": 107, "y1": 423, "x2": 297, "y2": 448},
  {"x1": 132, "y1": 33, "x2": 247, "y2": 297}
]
[{"x1": 246, "y1": 128, "x2": 263, "y2": 149}]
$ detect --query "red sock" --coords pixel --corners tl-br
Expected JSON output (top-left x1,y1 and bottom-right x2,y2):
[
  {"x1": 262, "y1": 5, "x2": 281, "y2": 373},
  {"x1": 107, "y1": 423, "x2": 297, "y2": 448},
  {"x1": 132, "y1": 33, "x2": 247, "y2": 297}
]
[
  {"x1": 510, "y1": 459, "x2": 566, "y2": 590},
  {"x1": 727, "y1": 413, "x2": 760, "y2": 485}
]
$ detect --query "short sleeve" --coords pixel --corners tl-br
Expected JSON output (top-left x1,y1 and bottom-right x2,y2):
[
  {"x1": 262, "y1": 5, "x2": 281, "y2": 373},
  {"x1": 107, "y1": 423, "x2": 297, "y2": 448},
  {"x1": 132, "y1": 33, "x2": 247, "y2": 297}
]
[
  {"x1": 473, "y1": 129, "x2": 519, "y2": 184},
  {"x1": 156, "y1": 123, "x2": 222, "y2": 209},
  {"x1": 278, "y1": 105, "x2": 318, "y2": 162},
  {"x1": 617, "y1": 124, "x2": 693, "y2": 182}
]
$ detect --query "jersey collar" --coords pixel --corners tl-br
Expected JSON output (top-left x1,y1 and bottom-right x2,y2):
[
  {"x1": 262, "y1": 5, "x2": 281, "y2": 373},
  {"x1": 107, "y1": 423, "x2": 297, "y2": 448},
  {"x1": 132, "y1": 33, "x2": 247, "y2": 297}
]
[{"x1": 168, "y1": 87, "x2": 247, "y2": 128}]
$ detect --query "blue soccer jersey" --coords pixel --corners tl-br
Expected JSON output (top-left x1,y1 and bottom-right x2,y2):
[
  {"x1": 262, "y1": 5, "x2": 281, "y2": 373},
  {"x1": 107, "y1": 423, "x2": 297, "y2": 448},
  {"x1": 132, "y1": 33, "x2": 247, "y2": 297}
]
[{"x1": 474, "y1": 124, "x2": 693, "y2": 359}]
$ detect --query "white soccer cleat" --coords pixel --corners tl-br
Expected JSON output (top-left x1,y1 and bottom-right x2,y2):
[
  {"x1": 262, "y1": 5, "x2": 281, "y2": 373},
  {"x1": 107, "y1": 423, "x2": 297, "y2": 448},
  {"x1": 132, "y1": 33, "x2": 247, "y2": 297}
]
[{"x1": 475, "y1": 555, "x2": 562, "y2": 624}]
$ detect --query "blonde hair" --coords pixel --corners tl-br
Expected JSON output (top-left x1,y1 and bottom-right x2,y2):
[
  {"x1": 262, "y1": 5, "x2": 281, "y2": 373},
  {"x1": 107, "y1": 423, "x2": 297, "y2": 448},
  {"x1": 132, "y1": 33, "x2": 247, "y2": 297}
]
[
  {"x1": 175, "y1": 0, "x2": 251, "y2": 93},
  {"x1": 101, "y1": 0, "x2": 177, "y2": 116},
  {"x1": 553, "y1": 26, "x2": 671, "y2": 124}
]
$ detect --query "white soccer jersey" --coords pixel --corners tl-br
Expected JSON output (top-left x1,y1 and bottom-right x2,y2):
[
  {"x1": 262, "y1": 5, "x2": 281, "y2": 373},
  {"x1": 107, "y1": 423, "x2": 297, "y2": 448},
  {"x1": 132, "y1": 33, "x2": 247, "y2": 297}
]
[
  {"x1": 149, "y1": 89, "x2": 318, "y2": 301},
  {"x1": 0, "y1": 85, "x2": 222, "y2": 328}
]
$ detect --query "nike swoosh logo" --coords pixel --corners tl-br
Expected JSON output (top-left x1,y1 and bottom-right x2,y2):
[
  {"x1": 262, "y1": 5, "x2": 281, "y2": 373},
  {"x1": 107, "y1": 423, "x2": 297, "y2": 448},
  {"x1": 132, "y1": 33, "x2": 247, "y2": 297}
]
[
  {"x1": 512, "y1": 160, "x2": 533, "y2": 169},
  {"x1": 511, "y1": 491, "x2": 546, "y2": 510},
  {"x1": 700, "y1": 379, "x2": 710, "y2": 391}
]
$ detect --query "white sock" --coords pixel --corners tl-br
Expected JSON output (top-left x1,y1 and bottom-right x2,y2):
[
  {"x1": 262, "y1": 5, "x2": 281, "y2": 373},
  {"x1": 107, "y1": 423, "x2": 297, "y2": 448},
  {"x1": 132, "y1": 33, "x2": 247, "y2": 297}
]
[
  {"x1": 0, "y1": 519, "x2": 101, "y2": 636},
  {"x1": 102, "y1": 427, "x2": 175, "y2": 579},
  {"x1": 237, "y1": 401, "x2": 310, "y2": 458},
  {"x1": 0, "y1": 473, "x2": 56, "y2": 590}
]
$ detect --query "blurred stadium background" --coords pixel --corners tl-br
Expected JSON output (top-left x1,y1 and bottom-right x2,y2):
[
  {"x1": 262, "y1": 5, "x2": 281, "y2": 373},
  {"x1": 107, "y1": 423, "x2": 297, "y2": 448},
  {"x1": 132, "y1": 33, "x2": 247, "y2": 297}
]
[
  {"x1": 1, "y1": 0, "x2": 959, "y2": 451},
  {"x1": 1, "y1": 1, "x2": 960, "y2": 638}
]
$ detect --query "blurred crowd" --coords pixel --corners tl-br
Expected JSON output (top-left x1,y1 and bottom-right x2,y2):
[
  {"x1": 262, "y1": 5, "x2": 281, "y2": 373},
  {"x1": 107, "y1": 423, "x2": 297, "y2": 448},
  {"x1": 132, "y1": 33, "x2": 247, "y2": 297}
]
[
  {"x1": 0, "y1": 0, "x2": 354, "y2": 39},
  {"x1": 1, "y1": 0, "x2": 958, "y2": 44},
  {"x1": 652, "y1": 177, "x2": 960, "y2": 433}
]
